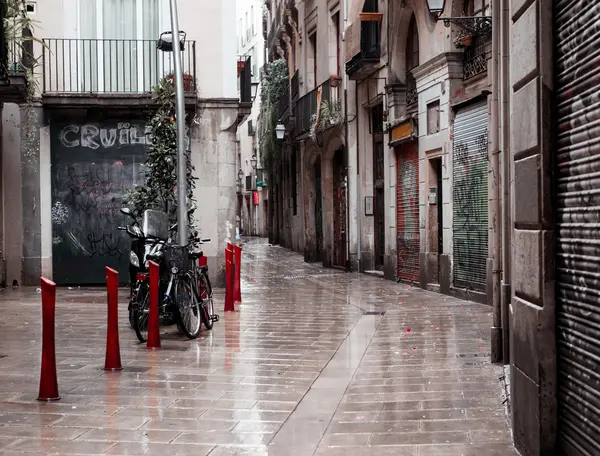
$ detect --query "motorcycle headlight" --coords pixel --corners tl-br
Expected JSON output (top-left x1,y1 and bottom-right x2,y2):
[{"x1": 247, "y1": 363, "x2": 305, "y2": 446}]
[
  {"x1": 129, "y1": 250, "x2": 140, "y2": 268},
  {"x1": 171, "y1": 266, "x2": 179, "y2": 275}
]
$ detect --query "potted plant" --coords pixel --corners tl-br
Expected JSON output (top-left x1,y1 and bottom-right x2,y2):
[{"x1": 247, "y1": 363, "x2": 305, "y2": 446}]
[
  {"x1": 166, "y1": 72, "x2": 195, "y2": 91},
  {"x1": 329, "y1": 74, "x2": 342, "y2": 88},
  {"x1": 453, "y1": 30, "x2": 473, "y2": 48}
]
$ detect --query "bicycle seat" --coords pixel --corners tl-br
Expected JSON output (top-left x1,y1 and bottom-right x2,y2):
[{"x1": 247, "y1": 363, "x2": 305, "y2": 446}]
[
  {"x1": 147, "y1": 251, "x2": 163, "y2": 262},
  {"x1": 189, "y1": 250, "x2": 204, "y2": 260}
]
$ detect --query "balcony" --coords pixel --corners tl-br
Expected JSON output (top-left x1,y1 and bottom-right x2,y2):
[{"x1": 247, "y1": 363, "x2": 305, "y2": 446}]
[
  {"x1": 291, "y1": 69, "x2": 299, "y2": 101},
  {"x1": 0, "y1": 10, "x2": 30, "y2": 103},
  {"x1": 406, "y1": 72, "x2": 418, "y2": 109},
  {"x1": 295, "y1": 78, "x2": 341, "y2": 137},
  {"x1": 463, "y1": 36, "x2": 489, "y2": 81},
  {"x1": 345, "y1": 19, "x2": 381, "y2": 80},
  {"x1": 41, "y1": 38, "x2": 197, "y2": 108},
  {"x1": 277, "y1": 80, "x2": 290, "y2": 122}
]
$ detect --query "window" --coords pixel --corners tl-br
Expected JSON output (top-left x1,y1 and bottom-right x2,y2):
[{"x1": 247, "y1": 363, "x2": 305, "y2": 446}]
[
  {"x1": 309, "y1": 32, "x2": 317, "y2": 89},
  {"x1": 239, "y1": 18, "x2": 243, "y2": 51},
  {"x1": 427, "y1": 100, "x2": 440, "y2": 135},
  {"x1": 465, "y1": 0, "x2": 491, "y2": 16},
  {"x1": 246, "y1": 12, "x2": 251, "y2": 41},
  {"x1": 77, "y1": 0, "x2": 162, "y2": 92},
  {"x1": 332, "y1": 12, "x2": 341, "y2": 76},
  {"x1": 251, "y1": 6, "x2": 255, "y2": 36},
  {"x1": 406, "y1": 15, "x2": 419, "y2": 72}
]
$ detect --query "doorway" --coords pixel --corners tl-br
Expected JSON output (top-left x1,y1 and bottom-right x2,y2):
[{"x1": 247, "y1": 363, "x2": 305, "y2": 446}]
[
  {"x1": 314, "y1": 158, "x2": 323, "y2": 261},
  {"x1": 427, "y1": 157, "x2": 443, "y2": 283},
  {"x1": 332, "y1": 148, "x2": 347, "y2": 268},
  {"x1": 373, "y1": 104, "x2": 385, "y2": 269}
]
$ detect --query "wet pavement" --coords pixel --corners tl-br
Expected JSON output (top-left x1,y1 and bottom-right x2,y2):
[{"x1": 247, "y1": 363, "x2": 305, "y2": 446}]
[{"x1": 0, "y1": 238, "x2": 516, "y2": 455}]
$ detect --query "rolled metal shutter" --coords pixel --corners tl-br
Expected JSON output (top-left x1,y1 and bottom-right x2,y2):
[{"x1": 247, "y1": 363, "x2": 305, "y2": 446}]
[
  {"x1": 452, "y1": 101, "x2": 488, "y2": 291},
  {"x1": 396, "y1": 142, "x2": 419, "y2": 282},
  {"x1": 556, "y1": 0, "x2": 600, "y2": 454}
]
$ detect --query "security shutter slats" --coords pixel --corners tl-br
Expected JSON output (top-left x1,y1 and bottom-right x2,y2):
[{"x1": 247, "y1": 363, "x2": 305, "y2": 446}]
[
  {"x1": 452, "y1": 101, "x2": 488, "y2": 291},
  {"x1": 396, "y1": 142, "x2": 419, "y2": 282},
  {"x1": 556, "y1": 0, "x2": 600, "y2": 453}
]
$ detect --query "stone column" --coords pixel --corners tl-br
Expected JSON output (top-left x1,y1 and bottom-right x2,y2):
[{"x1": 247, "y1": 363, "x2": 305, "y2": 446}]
[{"x1": 508, "y1": 0, "x2": 557, "y2": 453}]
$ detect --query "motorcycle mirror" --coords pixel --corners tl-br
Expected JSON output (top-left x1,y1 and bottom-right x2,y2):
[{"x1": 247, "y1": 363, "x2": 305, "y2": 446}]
[{"x1": 120, "y1": 207, "x2": 133, "y2": 216}]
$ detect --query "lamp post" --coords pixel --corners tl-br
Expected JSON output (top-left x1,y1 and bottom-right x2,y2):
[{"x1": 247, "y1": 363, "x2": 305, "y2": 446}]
[
  {"x1": 250, "y1": 153, "x2": 258, "y2": 170},
  {"x1": 275, "y1": 123, "x2": 285, "y2": 140},
  {"x1": 157, "y1": 0, "x2": 187, "y2": 247}
]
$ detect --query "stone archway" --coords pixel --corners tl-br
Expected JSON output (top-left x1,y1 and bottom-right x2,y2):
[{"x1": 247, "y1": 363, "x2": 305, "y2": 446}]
[{"x1": 322, "y1": 133, "x2": 346, "y2": 268}]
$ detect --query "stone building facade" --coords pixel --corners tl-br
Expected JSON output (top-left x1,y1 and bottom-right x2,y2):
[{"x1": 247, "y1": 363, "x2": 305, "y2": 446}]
[{"x1": 1, "y1": 0, "x2": 251, "y2": 287}]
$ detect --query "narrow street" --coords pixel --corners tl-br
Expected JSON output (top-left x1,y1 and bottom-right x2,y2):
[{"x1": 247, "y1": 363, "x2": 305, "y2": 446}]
[{"x1": 0, "y1": 239, "x2": 516, "y2": 455}]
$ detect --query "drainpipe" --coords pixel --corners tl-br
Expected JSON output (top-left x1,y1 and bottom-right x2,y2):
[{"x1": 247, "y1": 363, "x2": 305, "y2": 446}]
[
  {"x1": 343, "y1": 0, "x2": 351, "y2": 272},
  {"x1": 500, "y1": 0, "x2": 511, "y2": 363},
  {"x1": 355, "y1": 82, "x2": 361, "y2": 272},
  {"x1": 490, "y1": 0, "x2": 503, "y2": 363}
]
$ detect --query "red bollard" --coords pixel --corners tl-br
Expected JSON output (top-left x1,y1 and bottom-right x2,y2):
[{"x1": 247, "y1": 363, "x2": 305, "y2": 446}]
[
  {"x1": 147, "y1": 261, "x2": 161, "y2": 350},
  {"x1": 38, "y1": 277, "x2": 60, "y2": 402},
  {"x1": 104, "y1": 267, "x2": 122, "y2": 371},
  {"x1": 224, "y1": 247, "x2": 235, "y2": 312},
  {"x1": 233, "y1": 244, "x2": 242, "y2": 303}
]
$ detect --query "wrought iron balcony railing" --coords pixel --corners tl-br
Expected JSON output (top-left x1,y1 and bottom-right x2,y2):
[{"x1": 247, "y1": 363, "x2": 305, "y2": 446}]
[
  {"x1": 295, "y1": 78, "x2": 341, "y2": 136},
  {"x1": 277, "y1": 80, "x2": 290, "y2": 120},
  {"x1": 463, "y1": 36, "x2": 489, "y2": 80},
  {"x1": 346, "y1": 19, "x2": 381, "y2": 77},
  {"x1": 406, "y1": 72, "x2": 417, "y2": 107},
  {"x1": 42, "y1": 38, "x2": 197, "y2": 94}
]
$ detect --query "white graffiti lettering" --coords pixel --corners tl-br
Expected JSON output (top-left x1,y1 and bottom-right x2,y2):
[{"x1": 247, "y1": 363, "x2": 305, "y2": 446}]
[{"x1": 59, "y1": 123, "x2": 148, "y2": 149}]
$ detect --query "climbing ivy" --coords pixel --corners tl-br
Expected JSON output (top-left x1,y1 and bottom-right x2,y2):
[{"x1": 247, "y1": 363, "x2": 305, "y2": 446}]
[
  {"x1": 259, "y1": 59, "x2": 289, "y2": 176},
  {"x1": 124, "y1": 77, "x2": 198, "y2": 239}
]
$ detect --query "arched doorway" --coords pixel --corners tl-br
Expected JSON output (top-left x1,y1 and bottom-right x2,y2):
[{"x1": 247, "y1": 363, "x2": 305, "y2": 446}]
[
  {"x1": 332, "y1": 148, "x2": 347, "y2": 268},
  {"x1": 314, "y1": 157, "x2": 323, "y2": 262}
]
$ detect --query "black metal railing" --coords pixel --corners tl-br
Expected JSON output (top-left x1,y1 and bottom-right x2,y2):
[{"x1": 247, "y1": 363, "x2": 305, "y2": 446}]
[
  {"x1": 295, "y1": 78, "x2": 341, "y2": 135},
  {"x1": 42, "y1": 38, "x2": 197, "y2": 94},
  {"x1": 406, "y1": 72, "x2": 417, "y2": 107},
  {"x1": 463, "y1": 36, "x2": 489, "y2": 80},
  {"x1": 267, "y1": 2, "x2": 283, "y2": 50},
  {"x1": 291, "y1": 70, "x2": 299, "y2": 100},
  {"x1": 277, "y1": 80, "x2": 290, "y2": 120}
]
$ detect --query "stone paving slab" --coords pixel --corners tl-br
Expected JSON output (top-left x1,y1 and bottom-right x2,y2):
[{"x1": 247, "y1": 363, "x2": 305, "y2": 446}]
[{"x1": 0, "y1": 238, "x2": 515, "y2": 455}]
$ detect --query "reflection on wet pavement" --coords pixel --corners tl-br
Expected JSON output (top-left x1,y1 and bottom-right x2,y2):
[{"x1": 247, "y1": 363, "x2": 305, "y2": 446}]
[{"x1": 0, "y1": 238, "x2": 516, "y2": 455}]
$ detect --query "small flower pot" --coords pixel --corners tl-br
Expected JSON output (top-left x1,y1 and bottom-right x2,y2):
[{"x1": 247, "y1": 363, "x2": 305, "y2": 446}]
[{"x1": 329, "y1": 74, "x2": 342, "y2": 88}]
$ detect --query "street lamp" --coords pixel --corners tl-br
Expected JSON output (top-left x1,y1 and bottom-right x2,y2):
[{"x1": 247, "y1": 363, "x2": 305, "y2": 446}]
[
  {"x1": 426, "y1": 0, "x2": 446, "y2": 18},
  {"x1": 157, "y1": 0, "x2": 188, "y2": 246},
  {"x1": 275, "y1": 122, "x2": 285, "y2": 140},
  {"x1": 251, "y1": 82, "x2": 259, "y2": 101},
  {"x1": 157, "y1": 31, "x2": 186, "y2": 52},
  {"x1": 250, "y1": 154, "x2": 258, "y2": 170}
]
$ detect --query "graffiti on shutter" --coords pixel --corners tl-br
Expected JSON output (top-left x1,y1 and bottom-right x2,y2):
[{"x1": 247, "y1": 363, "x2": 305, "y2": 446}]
[
  {"x1": 452, "y1": 101, "x2": 488, "y2": 291},
  {"x1": 555, "y1": 1, "x2": 600, "y2": 454},
  {"x1": 396, "y1": 142, "x2": 419, "y2": 282}
]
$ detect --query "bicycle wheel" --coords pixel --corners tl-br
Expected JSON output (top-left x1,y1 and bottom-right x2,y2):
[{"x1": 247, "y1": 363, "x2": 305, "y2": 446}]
[
  {"x1": 175, "y1": 275, "x2": 201, "y2": 339},
  {"x1": 199, "y1": 270, "x2": 215, "y2": 330},
  {"x1": 133, "y1": 282, "x2": 150, "y2": 343}
]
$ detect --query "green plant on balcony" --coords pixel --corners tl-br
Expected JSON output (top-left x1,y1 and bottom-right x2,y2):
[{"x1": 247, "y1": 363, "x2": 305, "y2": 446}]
[
  {"x1": 258, "y1": 58, "x2": 289, "y2": 176},
  {"x1": 309, "y1": 99, "x2": 343, "y2": 142},
  {"x1": 5, "y1": 0, "x2": 46, "y2": 167}
]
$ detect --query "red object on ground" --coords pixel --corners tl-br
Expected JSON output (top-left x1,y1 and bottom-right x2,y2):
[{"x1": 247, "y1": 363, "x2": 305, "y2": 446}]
[
  {"x1": 224, "y1": 247, "x2": 235, "y2": 312},
  {"x1": 38, "y1": 277, "x2": 60, "y2": 402},
  {"x1": 147, "y1": 261, "x2": 161, "y2": 350},
  {"x1": 233, "y1": 244, "x2": 242, "y2": 303},
  {"x1": 104, "y1": 267, "x2": 122, "y2": 371}
]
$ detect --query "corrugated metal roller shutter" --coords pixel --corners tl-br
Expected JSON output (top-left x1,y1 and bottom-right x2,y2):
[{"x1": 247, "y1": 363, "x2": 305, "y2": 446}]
[
  {"x1": 396, "y1": 142, "x2": 419, "y2": 282},
  {"x1": 556, "y1": 0, "x2": 600, "y2": 454},
  {"x1": 452, "y1": 101, "x2": 488, "y2": 291}
]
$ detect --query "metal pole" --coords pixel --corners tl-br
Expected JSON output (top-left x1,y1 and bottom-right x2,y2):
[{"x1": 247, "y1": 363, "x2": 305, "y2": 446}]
[{"x1": 169, "y1": 0, "x2": 187, "y2": 246}]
